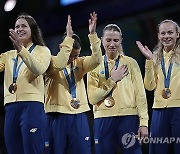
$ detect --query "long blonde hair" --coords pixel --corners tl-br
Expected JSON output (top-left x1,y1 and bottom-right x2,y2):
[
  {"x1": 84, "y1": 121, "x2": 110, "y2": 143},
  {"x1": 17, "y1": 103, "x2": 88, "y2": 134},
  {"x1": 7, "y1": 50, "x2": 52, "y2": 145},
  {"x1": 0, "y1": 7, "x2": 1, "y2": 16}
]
[{"x1": 153, "y1": 20, "x2": 180, "y2": 68}]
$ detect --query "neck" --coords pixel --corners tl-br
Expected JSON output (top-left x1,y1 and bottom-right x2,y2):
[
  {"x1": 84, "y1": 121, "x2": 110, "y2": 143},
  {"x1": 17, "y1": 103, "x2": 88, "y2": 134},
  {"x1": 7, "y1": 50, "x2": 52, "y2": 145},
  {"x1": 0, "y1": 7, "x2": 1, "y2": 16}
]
[
  {"x1": 23, "y1": 40, "x2": 33, "y2": 48},
  {"x1": 163, "y1": 46, "x2": 174, "y2": 53},
  {"x1": 107, "y1": 53, "x2": 118, "y2": 60}
]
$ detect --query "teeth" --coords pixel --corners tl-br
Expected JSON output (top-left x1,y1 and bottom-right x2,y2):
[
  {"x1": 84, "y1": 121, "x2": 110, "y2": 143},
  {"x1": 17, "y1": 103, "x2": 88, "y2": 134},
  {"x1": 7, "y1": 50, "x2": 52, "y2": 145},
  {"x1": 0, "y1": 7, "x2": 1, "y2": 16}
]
[{"x1": 18, "y1": 33, "x2": 25, "y2": 37}]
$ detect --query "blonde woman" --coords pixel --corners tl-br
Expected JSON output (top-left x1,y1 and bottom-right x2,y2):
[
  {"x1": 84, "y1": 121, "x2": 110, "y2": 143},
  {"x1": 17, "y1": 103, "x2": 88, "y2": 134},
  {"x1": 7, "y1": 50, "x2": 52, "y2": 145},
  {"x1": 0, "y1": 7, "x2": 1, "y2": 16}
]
[{"x1": 136, "y1": 19, "x2": 180, "y2": 154}]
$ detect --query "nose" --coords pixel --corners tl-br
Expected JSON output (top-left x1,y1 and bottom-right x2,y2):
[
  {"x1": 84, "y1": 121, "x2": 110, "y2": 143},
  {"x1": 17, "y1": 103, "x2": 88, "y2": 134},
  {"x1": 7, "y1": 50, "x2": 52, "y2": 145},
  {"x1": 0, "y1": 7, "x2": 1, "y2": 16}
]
[
  {"x1": 17, "y1": 26, "x2": 23, "y2": 31},
  {"x1": 164, "y1": 33, "x2": 170, "y2": 38},
  {"x1": 109, "y1": 42, "x2": 115, "y2": 46}
]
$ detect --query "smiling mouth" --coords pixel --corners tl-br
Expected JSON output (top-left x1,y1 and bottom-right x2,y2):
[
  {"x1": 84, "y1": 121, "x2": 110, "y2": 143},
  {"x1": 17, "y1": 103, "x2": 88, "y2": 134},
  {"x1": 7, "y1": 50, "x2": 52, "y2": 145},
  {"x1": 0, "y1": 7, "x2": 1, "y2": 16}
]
[
  {"x1": 18, "y1": 34, "x2": 25, "y2": 37},
  {"x1": 109, "y1": 49, "x2": 116, "y2": 51},
  {"x1": 163, "y1": 41, "x2": 171, "y2": 44}
]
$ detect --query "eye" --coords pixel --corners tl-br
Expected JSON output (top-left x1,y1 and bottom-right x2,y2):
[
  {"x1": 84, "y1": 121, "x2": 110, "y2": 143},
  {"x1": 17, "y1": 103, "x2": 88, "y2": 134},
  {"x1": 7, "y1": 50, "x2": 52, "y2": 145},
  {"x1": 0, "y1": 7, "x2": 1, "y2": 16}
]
[
  {"x1": 160, "y1": 31, "x2": 165, "y2": 35},
  {"x1": 114, "y1": 39, "x2": 119, "y2": 43},
  {"x1": 21, "y1": 24, "x2": 28, "y2": 28},
  {"x1": 106, "y1": 39, "x2": 111, "y2": 42},
  {"x1": 15, "y1": 25, "x2": 20, "y2": 29},
  {"x1": 167, "y1": 31, "x2": 173, "y2": 35}
]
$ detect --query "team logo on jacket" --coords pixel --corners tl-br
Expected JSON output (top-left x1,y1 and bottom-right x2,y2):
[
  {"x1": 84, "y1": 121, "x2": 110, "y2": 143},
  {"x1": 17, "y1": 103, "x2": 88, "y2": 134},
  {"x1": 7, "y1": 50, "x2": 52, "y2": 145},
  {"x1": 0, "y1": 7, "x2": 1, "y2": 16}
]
[{"x1": 100, "y1": 70, "x2": 105, "y2": 75}]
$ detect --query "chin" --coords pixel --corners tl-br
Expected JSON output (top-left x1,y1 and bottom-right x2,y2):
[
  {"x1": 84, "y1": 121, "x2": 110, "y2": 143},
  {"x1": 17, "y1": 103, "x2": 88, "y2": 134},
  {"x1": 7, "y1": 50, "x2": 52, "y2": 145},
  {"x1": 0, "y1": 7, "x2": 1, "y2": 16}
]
[{"x1": 164, "y1": 44, "x2": 173, "y2": 49}]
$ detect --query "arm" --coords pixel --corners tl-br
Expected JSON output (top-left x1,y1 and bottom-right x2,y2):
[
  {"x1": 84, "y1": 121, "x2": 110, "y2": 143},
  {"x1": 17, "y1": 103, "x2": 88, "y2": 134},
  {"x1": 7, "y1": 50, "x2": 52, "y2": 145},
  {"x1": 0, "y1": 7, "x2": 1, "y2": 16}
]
[
  {"x1": 144, "y1": 60, "x2": 157, "y2": 91},
  {"x1": 87, "y1": 60, "x2": 129, "y2": 105},
  {"x1": 131, "y1": 59, "x2": 149, "y2": 127},
  {"x1": 136, "y1": 41, "x2": 156, "y2": 90},
  {"x1": 47, "y1": 36, "x2": 74, "y2": 74},
  {"x1": 0, "y1": 53, "x2": 6, "y2": 72},
  {"x1": 82, "y1": 12, "x2": 102, "y2": 74},
  {"x1": 87, "y1": 69, "x2": 116, "y2": 105},
  {"x1": 47, "y1": 15, "x2": 74, "y2": 74},
  {"x1": 49, "y1": 15, "x2": 74, "y2": 72},
  {"x1": 18, "y1": 46, "x2": 51, "y2": 76},
  {"x1": 9, "y1": 28, "x2": 51, "y2": 76}
]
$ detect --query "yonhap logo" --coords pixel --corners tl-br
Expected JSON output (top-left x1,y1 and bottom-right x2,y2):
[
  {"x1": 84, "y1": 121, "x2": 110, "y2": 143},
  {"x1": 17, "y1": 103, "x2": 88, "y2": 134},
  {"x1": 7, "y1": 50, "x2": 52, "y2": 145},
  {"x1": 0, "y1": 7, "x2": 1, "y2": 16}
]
[{"x1": 121, "y1": 132, "x2": 136, "y2": 148}]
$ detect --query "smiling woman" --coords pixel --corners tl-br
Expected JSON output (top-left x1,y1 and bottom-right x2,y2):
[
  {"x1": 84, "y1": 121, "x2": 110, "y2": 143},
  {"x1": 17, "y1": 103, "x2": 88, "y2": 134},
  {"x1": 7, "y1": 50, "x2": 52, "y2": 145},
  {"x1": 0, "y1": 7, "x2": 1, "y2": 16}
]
[
  {"x1": 0, "y1": 13, "x2": 51, "y2": 154},
  {"x1": 9, "y1": 18, "x2": 32, "y2": 51},
  {"x1": 136, "y1": 19, "x2": 180, "y2": 154}
]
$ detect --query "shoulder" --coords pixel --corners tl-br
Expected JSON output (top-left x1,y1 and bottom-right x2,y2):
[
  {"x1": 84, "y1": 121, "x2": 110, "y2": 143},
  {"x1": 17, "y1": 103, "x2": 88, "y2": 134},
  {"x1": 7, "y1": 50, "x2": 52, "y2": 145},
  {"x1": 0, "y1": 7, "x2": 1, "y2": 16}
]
[
  {"x1": 35, "y1": 45, "x2": 51, "y2": 54},
  {"x1": 2, "y1": 50, "x2": 16, "y2": 56},
  {"x1": 123, "y1": 55, "x2": 138, "y2": 64}
]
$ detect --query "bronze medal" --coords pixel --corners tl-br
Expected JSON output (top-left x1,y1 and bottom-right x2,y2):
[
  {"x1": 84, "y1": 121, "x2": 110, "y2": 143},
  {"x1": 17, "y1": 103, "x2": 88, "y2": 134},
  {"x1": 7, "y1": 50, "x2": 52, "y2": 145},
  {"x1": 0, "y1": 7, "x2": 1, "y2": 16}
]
[
  {"x1": 9, "y1": 83, "x2": 17, "y2": 94},
  {"x1": 70, "y1": 98, "x2": 80, "y2": 109},
  {"x1": 104, "y1": 96, "x2": 115, "y2": 107},
  {"x1": 162, "y1": 88, "x2": 171, "y2": 99}
]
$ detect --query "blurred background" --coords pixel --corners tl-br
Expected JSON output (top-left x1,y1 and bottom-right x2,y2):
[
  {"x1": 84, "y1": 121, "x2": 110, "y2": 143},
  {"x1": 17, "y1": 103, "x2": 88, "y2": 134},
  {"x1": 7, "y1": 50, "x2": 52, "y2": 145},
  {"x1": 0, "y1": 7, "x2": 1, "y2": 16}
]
[{"x1": 0, "y1": 0, "x2": 180, "y2": 153}]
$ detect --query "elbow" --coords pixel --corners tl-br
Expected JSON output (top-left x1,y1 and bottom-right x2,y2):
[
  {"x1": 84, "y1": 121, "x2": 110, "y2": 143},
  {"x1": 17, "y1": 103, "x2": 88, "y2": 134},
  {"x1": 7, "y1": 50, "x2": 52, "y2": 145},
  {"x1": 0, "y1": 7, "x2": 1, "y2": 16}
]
[
  {"x1": 31, "y1": 67, "x2": 48, "y2": 76},
  {"x1": 32, "y1": 70, "x2": 44, "y2": 76},
  {"x1": 145, "y1": 85, "x2": 155, "y2": 91},
  {"x1": 55, "y1": 61, "x2": 67, "y2": 70},
  {"x1": 88, "y1": 96, "x2": 97, "y2": 106},
  {"x1": 144, "y1": 81, "x2": 156, "y2": 91},
  {"x1": 93, "y1": 56, "x2": 102, "y2": 67}
]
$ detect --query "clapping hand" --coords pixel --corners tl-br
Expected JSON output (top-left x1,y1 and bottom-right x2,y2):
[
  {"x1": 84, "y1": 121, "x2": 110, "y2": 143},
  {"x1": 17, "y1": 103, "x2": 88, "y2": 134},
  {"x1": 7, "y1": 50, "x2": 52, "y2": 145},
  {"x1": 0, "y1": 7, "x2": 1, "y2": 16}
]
[
  {"x1": 66, "y1": 15, "x2": 73, "y2": 38},
  {"x1": 136, "y1": 41, "x2": 153, "y2": 60},
  {"x1": 89, "y1": 12, "x2": 97, "y2": 35},
  {"x1": 9, "y1": 29, "x2": 23, "y2": 53}
]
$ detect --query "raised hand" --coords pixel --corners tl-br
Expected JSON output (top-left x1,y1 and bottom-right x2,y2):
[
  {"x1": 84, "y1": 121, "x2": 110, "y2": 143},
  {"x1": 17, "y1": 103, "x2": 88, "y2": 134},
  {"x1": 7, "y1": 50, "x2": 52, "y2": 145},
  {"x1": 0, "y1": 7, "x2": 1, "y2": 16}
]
[
  {"x1": 136, "y1": 41, "x2": 153, "y2": 60},
  {"x1": 66, "y1": 15, "x2": 73, "y2": 38},
  {"x1": 110, "y1": 65, "x2": 129, "y2": 83},
  {"x1": 9, "y1": 29, "x2": 23, "y2": 53},
  {"x1": 89, "y1": 12, "x2": 97, "y2": 35}
]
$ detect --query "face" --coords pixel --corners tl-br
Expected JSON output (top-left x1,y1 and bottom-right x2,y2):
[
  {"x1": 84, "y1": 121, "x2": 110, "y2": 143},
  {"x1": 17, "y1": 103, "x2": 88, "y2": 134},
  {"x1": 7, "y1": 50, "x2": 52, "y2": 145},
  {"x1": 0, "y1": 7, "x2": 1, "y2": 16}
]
[
  {"x1": 15, "y1": 18, "x2": 32, "y2": 46},
  {"x1": 67, "y1": 48, "x2": 81, "y2": 64},
  {"x1": 158, "y1": 22, "x2": 179, "y2": 51},
  {"x1": 102, "y1": 30, "x2": 122, "y2": 59}
]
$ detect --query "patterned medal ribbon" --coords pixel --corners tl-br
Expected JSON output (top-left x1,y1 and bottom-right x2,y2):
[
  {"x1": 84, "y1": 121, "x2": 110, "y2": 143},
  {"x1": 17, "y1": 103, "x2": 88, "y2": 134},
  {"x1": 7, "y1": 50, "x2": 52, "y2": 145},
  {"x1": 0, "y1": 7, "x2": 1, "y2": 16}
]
[{"x1": 64, "y1": 63, "x2": 80, "y2": 109}]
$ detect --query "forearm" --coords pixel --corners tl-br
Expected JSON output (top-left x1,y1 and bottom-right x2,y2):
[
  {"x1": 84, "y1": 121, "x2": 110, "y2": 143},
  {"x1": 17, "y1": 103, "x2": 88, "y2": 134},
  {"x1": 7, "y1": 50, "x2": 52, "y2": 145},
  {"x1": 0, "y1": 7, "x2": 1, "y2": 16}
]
[
  {"x1": 18, "y1": 46, "x2": 51, "y2": 76},
  {"x1": 144, "y1": 60, "x2": 156, "y2": 91},
  {"x1": 52, "y1": 37, "x2": 73, "y2": 69},
  {"x1": 88, "y1": 77, "x2": 116, "y2": 105},
  {"x1": 82, "y1": 33, "x2": 102, "y2": 73}
]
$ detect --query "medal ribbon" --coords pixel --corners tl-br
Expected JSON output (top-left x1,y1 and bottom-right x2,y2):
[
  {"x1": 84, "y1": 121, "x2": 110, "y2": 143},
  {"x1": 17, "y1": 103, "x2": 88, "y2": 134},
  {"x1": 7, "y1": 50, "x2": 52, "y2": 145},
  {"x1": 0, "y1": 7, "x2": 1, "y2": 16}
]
[
  {"x1": 64, "y1": 63, "x2": 77, "y2": 98},
  {"x1": 104, "y1": 55, "x2": 120, "y2": 96},
  {"x1": 161, "y1": 56, "x2": 173, "y2": 88},
  {"x1": 12, "y1": 44, "x2": 36, "y2": 83}
]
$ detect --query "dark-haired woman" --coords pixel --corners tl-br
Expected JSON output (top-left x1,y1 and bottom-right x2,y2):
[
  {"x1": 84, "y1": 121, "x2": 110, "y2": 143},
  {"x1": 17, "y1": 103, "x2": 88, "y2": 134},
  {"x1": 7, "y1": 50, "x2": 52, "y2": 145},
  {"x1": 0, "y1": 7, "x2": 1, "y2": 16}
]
[
  {"x1": 44, "y1": 12, "x2": 102, "y2": 154},
  {"x1": 0, "y1": 14, "x2": 51, "y2": 153}
]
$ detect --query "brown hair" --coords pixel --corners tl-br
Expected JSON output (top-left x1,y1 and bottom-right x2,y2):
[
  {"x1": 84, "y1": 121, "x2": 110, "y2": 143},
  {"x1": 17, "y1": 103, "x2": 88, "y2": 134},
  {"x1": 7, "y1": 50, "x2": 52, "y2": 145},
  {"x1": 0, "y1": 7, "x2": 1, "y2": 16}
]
[
  {"x1": 16, "y1": 13, "x2": 45, "y2": 46},
  {"x1": 63, "y1": 33, "x2": 81, "y2": 50}
]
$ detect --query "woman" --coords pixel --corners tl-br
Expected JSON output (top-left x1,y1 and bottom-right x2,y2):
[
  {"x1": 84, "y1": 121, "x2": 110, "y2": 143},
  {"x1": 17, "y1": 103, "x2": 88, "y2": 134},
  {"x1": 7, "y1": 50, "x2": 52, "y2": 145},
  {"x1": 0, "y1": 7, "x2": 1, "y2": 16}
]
[
  {"x1": 136, "y1": 19, "x2": 180, "y2": 154},
  {"x1": 0, "y1": 14, "x2": 51, "y2": 154},
  {"x1": 87, "y1": 24, "x2": 148, "y2": 154},
  {"x1": 44, "y1": 12, "x2": 102, "y2": 154}
]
